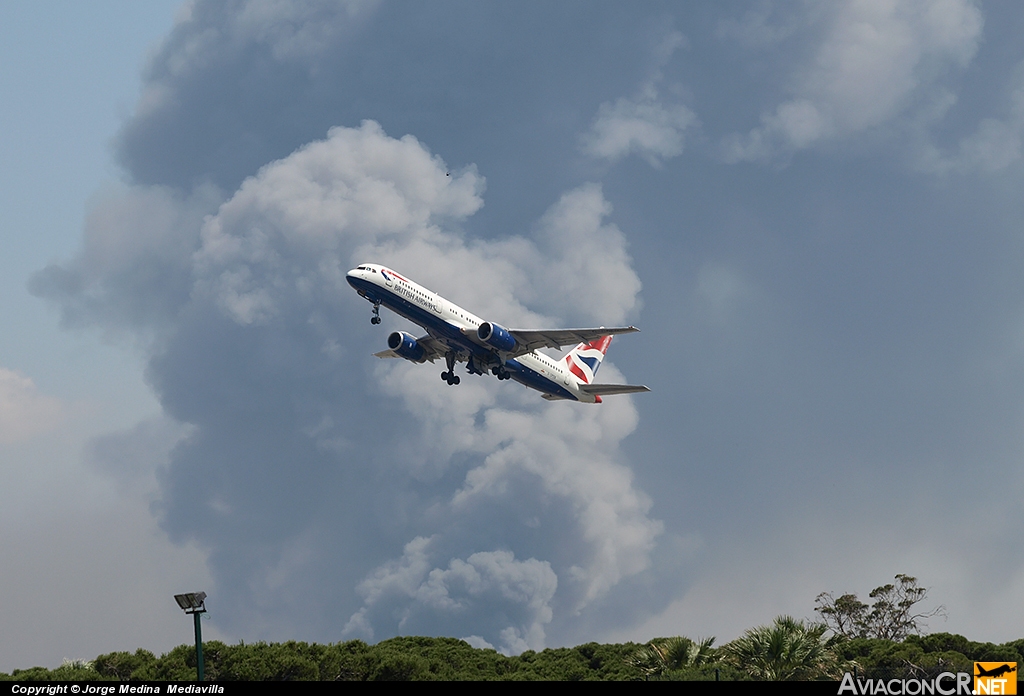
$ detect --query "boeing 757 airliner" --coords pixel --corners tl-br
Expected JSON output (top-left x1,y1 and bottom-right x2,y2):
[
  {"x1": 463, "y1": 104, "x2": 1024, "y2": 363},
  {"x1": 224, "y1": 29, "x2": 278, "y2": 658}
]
[{"x1": 346, "y1": 264, "x2": 650, "y2": 403}]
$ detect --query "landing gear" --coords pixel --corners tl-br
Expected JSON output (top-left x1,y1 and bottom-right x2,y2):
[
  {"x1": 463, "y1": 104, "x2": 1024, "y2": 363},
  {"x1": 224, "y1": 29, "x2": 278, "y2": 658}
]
[
  {"x1": 370, "y1": 301, "x2": 381, "y2": 325},
  {"x1": 441, "y1": 352, "x2": 460, "y2": 385},
  {"x1": 491, "y1": 365, "x2": 511, "y2": 381}
]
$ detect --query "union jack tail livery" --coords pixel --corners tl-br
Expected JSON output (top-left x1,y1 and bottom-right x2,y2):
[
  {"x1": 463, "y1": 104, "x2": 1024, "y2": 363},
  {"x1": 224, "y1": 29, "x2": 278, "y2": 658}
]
[{"x1": 565, "y1": 335, "x2": 613, "y2": 385}]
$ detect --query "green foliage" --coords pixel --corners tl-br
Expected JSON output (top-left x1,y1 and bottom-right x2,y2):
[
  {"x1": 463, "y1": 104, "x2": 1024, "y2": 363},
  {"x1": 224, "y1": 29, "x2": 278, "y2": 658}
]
[
  {"x1": 834, "y1": 633, "x2": 1024, "y2": 680},
  {"x1": 816, "y1": 575, "x2": 946, "y2": 641},
  {"x1": 721, "y1": 615, "x2": 849, "y2": 681},
  {"x1": 816, "y1": 593, "x2": 869, "y2": 637},
  {"x1": 508, "y1": 646, "x2": 593, "y2": 680},
  {"x1": 369, "y1": 651, "x2": 430, "y2": 681},
  {"x1": 219, "y1": 641, "x2": 320, "y2": 680},
  {"x1": 146, "y1": 642, "x2": 208, "y2": 681},
  {"x1": 837, "y1": 638, "x2": 969, "y2": 679},
  {"x1": 627, "y1": 636, "x2": 716, "y2": 677},
  {"x1": 573, "y1": 642, "x2": 647, "y2": 681},
  {"x1": 905, "y1": 633, "x2": 1024, "y2": 663},
  {"x1": 5, "y1": 661, "x2": 105, "y2": 682},
  {"x1": 656, "y1": 663, "x2": 753, "y2": 681},
  {"x1": 3, "y1": 627, "x2": 1023, "y2": 681},
  {"x1": 365, "y1": 636, "x2": 510, "y2": 680},
  {"x1": 94, "y1": 648, "x2": 158, "y2": 680}
]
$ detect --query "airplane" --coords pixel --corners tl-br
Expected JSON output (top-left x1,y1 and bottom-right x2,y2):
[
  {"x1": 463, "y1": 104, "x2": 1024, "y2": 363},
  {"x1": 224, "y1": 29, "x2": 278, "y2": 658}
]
[
  {"x1": 346, "y1": 264, "x2": 650, "y2": 403},
  {"x1": 975, "y1": 664, "x2": 1016, "y2": 679}
]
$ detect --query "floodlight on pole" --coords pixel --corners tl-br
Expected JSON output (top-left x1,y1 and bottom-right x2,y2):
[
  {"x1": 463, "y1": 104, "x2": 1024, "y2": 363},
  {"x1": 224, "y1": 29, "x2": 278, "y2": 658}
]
[
  {"x1": 174, "y1": 591, "x2": 207, "y2": 682},
  {"x1": 174, "y1": 592, "x2": 207, "y2": 613}
]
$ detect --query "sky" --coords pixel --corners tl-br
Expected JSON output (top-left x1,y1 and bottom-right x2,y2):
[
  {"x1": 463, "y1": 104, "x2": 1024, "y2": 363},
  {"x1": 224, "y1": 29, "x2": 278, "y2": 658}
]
[{"x1": 3, "y1": 0, "x2": 1024, "y2": 671}]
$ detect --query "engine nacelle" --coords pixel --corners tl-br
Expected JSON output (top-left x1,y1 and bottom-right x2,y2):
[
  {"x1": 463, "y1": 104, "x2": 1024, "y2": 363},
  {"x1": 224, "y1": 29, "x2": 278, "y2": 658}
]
[
  {"x1": 387, "y1": 331, "x2": 426, "y2": 362},
  {"x1": 477, "y1": 321, "x2": 517, "y2": 353}
]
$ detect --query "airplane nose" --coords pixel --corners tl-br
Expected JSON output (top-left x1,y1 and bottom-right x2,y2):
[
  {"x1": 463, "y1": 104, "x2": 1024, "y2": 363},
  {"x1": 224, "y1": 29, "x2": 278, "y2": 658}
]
[{"x1": 345, "y1": 268, "x2": 360, "y2": 288}]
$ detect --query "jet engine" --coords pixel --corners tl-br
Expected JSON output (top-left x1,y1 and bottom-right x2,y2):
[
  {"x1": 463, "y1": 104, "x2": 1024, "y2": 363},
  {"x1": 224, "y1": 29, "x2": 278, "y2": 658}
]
[
  {"x1": 387, "y1": 331, "x2": 426, "y2": 362},
  {"x1": 477, "y1": 322, "x2": 517, "y2": 352}
]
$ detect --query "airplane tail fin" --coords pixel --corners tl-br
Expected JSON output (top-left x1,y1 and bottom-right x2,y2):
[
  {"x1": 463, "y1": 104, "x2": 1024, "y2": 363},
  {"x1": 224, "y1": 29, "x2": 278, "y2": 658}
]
[{"x1": 565, "y1": 335, "x2": 613, "y2": 385}]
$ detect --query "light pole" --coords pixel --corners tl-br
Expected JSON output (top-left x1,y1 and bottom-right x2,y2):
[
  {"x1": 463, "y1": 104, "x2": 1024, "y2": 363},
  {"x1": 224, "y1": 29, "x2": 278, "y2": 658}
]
[{"x1": 174, "y1": 592, "x2": 207, "y2": 682}]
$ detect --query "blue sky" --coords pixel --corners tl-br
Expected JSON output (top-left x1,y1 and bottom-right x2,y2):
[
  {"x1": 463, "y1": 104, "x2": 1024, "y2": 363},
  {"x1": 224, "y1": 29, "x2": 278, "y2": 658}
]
[{"x1": 3, "y1": 0, "x2": 1024, "y2": 671}]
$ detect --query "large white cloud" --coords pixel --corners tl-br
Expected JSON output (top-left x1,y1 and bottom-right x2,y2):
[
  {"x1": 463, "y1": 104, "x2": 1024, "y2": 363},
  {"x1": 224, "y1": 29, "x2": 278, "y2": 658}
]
[
  {"x1": 722, "y1": 0, "x2": 984, "y2": 162},
  {"x1": 193, "y1": 120, "x2": 485, "y2": 325},
  {"x1": 343, "y1": 537, "x2": 558, "y2": 654},
  {"x1": 189, "y1": 121, "x2": 654, "y2": 649},
  {"x1": 36, "y1": 118, "x2": 656, "y2": 651}
]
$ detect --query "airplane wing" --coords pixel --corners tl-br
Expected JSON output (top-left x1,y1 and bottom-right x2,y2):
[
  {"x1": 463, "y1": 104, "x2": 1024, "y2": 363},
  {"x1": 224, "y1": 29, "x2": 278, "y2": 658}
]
[
  {"x1": 578, "y1": 383, "x2": 651, "y2": 396},
  {"x1": 504, "y1": 326, "x2": 640, "y2": 355},
  {"x1": 373, "y1": 335, "x2": 449, "y2": 362}
]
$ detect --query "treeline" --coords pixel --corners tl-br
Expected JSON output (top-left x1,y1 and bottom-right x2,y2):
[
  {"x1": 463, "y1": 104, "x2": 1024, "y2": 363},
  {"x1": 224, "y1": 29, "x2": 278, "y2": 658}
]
[
  {"x1": 1, "y1": 638, "x2": 643, "y2": 681},
  {"x1": 3, "y1": 576, "x2": 1019, "y2": 681},
  {"x1": 838, "y1": 633, "x2": 1024, "y2": 681},
  {"x1": 2, "y1": 632, "x2": 1022, "y2": 681}
]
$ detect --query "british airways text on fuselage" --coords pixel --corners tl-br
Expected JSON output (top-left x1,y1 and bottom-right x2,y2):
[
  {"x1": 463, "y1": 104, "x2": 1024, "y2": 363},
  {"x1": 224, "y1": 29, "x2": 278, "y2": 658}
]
[{"x1": 346, "y1": 263, "x2": 649, "y2": 403}]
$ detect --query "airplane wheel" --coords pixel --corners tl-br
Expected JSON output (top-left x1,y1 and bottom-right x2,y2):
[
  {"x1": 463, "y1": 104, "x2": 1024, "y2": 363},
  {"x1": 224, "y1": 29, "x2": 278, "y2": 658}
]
[
  {"x1": 371, "y1": 316, "x2": 381, "y2": 325},
  {"x1": 441, "y1": 371, "x2": 449, "y2": 381},
  {"x1": 453, "y1": 375, "x2": 461, "y2": 385}
]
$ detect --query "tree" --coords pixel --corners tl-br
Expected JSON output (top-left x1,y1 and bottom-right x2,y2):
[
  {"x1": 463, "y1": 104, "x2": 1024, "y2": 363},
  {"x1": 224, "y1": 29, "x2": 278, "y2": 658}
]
[
  {"x1": 815, "y1": 593, "x2": 868, "y2": 638},
  {"x1": 94, "y1": 649, "x2": 157, "y2": 680},
  {"x1": 815, "y1": 575, "x2": 946, "y2": 641},
  {"x1": 721, "y1": 616, "x2": 848, "y2": 681},
  {"x1": 626, "y1": 636, "x2": 716, "y2": 678}
]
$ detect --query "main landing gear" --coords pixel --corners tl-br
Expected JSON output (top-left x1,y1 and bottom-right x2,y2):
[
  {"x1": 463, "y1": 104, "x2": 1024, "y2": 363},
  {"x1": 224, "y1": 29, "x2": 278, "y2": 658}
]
[
  {"x1": 492, "y1": 365, "x2": 511, "y2": 381},
  {"x1": 370, "y1": 301, "x2": 381, "y2": 325},
  {"x1": 441, "y1": 352, "x2": 460, "y2": 385}
]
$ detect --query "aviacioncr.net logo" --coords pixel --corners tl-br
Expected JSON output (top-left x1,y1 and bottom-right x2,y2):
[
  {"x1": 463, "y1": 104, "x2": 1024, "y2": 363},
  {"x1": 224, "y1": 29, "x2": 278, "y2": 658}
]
[
  {"x1": 838, "y1": 672, "x2": 973, "y2": 695},
  {"x1": 974, "y1": 662, "x2": 1017, "y2": 695}
]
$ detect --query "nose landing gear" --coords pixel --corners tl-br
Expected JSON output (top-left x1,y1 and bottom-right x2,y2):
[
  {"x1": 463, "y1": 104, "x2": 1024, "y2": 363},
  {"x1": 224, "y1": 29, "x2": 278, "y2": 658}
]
[{"x1": 370, "y1": 301, "x2": 382, "y2": 325}]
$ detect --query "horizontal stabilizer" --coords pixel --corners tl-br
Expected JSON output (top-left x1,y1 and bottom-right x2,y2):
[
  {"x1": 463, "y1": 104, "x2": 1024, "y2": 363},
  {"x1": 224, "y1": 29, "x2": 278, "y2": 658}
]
[{"x1": 578, "y1": 383, "x2": 651, "y2": 396}]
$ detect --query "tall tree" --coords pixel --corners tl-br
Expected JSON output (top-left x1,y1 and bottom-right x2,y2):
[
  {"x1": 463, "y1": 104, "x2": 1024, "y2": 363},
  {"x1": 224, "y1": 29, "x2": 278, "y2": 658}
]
[{"x1": 816, "y1": 575, "x2": 946, "y2": 641}]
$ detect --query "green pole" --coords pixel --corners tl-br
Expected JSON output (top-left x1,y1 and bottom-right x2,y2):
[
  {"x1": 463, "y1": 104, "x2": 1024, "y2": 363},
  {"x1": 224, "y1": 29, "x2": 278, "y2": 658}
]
[{"x1": 193, "y1": 611, "x2": 204, "y2": 682}]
